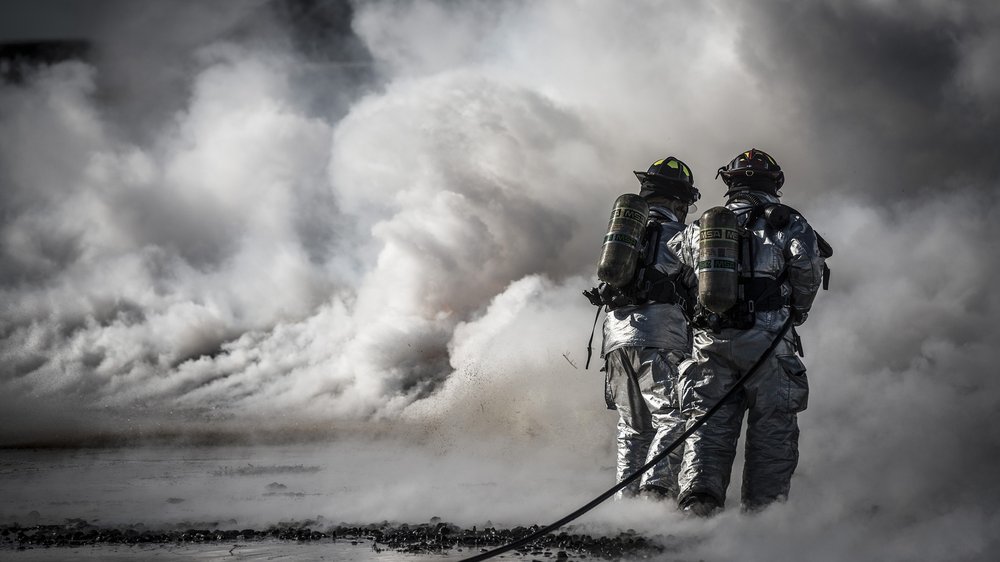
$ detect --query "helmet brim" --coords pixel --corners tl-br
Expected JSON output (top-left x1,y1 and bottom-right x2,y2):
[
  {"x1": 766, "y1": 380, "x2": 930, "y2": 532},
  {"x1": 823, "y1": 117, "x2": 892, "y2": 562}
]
[{"x1": 638, "y1": 181, "x2": 700, "y2": 203}]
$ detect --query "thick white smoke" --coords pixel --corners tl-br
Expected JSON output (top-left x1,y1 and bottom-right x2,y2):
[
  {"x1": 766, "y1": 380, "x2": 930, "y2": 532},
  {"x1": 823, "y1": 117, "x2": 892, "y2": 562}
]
[{"x1": 1, "y1": 0, "x2": 999, "y2": 559}]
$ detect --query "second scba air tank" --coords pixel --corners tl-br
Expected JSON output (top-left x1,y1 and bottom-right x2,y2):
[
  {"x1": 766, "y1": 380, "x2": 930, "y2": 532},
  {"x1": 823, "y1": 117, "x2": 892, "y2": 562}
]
[{"x1": 697, "y1": 206, "x2": 741, "y2": 314}]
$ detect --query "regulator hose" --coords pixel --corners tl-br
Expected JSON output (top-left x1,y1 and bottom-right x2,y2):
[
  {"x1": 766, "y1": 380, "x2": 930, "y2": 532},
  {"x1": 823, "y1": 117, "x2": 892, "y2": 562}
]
[{"x1": 461, "y1": 316, "x2": 795, "y2": 562}]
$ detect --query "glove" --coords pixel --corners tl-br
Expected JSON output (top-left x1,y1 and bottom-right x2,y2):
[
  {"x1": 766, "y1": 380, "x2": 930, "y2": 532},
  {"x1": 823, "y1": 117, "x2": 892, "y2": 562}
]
[
  {"x1": 583, "y1": 283, "x2": 631, "y2": 309},
  {"x1": 599, "y1": 283, "x2": 633, "y2": 309},
  {"x1": 583, "y1": 286, "x2": 604, "y2": 307},
  {"x1": 791, "y1": 308, "x2": 808, "y2": 326}
]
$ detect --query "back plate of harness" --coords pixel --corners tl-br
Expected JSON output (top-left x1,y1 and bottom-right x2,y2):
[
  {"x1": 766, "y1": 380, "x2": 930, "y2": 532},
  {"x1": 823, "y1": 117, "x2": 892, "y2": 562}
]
[{"x1": 693, "y1": 275, "x2": 786, "y2": 332}]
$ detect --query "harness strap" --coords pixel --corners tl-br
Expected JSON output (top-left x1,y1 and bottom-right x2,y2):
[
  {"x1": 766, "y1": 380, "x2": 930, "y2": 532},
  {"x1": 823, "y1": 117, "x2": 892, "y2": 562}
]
[
  {"x1": 741, "y1": 275, "x2": 787, "y2": 311},
  {"x1": 638, "y1": 268, "x2": 681, "y2": 305},
  {"x1": 584, "y1": 305, "x2": 602, "y2": 370},
  {"x1": 791, "y1": 325, "x2": 805, "y2": 357}
]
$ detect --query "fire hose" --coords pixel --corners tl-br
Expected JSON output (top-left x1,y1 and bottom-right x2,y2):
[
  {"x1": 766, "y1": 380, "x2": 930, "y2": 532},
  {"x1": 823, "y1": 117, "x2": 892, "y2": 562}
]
[{"x1": 461, "y1": 316, "x2": 795, "y2": 562}]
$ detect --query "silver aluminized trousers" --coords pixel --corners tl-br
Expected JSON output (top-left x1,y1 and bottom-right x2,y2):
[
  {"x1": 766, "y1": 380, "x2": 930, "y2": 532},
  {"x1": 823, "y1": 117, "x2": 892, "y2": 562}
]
[
  {"x1": 605, "y1": 346, "x2": 687, "y2": 499},
  {"x1": 677, "y1": 327, "x2": 808, "y2": 510}
]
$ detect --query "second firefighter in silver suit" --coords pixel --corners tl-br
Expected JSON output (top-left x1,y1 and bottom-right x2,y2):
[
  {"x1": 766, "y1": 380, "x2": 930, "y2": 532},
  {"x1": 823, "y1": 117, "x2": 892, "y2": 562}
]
[{"x1": 668, "y1": 149, "x2": 829, "y2": 514}]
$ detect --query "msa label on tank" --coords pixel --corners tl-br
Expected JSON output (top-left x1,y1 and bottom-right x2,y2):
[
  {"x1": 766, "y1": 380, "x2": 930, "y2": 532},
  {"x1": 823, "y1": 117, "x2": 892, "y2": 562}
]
[
  {"x1": 603, "y1": 232, "x2": 640, "y2": 247},
  {"x1": 697, "y1": 225, "x2": 738, "y2": 271},
  {"x1": 697, "y1": 257, "x2": 738, "y2": 272},
  {"x1": 610, "y1": 207, "x2": 646, "y2": 224},
  {"x1": 699, "y1": 227, "x2": 739, "y2": 242}
]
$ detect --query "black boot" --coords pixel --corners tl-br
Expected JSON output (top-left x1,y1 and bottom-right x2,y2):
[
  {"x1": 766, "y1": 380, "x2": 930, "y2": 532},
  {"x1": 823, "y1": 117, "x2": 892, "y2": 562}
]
[
  {"x1": 679, "y1": 492, "x2": 722, "y2": 517},
  {"x1": 638, "y1": 484, "x2": 677, "y2": 502}
]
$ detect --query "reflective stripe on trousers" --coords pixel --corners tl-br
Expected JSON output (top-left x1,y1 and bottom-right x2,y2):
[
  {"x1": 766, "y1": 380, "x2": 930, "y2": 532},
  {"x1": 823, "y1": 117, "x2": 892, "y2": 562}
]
[{"x1": 605, "y1": 346, "x2": 687, "y2": 499}]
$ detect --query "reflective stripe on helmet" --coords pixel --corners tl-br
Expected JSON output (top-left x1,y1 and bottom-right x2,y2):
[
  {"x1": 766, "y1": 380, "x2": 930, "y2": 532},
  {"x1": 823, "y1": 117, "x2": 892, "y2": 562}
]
[
  {"x1": 718, "y1": 148, "x2": 784, "y2": 191},
  {"x1": 662, "y1": 158, "x2": 692, "y2": 181}
]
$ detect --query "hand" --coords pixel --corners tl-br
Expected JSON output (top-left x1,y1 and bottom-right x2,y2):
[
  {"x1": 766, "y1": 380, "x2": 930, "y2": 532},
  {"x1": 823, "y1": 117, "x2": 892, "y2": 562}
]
[
  {"x1": 791, "y1": 308, "x2": 808, "y2": 326},
  {"x1": 599, "y1": 283, "x2": 632, "y2": 308},
  {"x1": 583, "y1": 287, "x2": 603, "y2": 307}
]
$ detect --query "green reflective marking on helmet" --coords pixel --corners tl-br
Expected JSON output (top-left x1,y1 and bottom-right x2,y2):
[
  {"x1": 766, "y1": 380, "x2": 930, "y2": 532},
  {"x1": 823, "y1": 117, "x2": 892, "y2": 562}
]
[{"x1": 666, "y1": 159, "x2": 679, "y2": 169}]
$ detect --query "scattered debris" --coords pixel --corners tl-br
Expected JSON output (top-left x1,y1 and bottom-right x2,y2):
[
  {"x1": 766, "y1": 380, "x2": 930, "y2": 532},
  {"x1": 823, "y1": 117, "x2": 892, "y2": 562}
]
[
  {"x1": 562, "y1": 353, "x2": 578, "y2": 369},
  {"x1": 211, "y1": 464, "x2": 322, "y2": 477},
  {"x1": 0, "y1": 520, "x2": 670, "y2": 560}
]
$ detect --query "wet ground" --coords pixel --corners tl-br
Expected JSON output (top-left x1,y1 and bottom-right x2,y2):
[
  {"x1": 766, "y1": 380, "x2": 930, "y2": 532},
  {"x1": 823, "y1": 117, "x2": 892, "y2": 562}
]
[{"x1": 0, "y1": 441, "x2": 681, "y2": 561}]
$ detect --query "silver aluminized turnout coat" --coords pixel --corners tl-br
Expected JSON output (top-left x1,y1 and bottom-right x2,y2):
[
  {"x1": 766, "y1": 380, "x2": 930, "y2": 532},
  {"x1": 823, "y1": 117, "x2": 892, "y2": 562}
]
[
  {"x1": 602, "y1": 207, "x2": 692, "y2": 499},
  {"x1": 668, "y1": 190, "x2": 825, "y2": 511}
]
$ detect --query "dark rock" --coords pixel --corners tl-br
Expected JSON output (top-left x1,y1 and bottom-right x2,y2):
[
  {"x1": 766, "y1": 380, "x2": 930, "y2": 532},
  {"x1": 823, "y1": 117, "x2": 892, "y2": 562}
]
[{"x1": 0, "y1": 521, "x2": 666, "y2": 559}]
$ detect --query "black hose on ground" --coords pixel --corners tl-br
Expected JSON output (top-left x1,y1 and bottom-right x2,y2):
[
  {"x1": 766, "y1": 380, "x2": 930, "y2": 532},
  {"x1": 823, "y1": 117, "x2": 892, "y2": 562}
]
[{"x1": 460, "y1": 316, "x2": 795, "y2": 562}]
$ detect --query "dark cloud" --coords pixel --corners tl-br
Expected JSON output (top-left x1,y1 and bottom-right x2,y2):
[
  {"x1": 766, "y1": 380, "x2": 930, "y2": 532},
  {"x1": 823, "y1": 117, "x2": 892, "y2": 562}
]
[{"x1": 733, "y1": 0, "x2": 1000, "y2": 201}]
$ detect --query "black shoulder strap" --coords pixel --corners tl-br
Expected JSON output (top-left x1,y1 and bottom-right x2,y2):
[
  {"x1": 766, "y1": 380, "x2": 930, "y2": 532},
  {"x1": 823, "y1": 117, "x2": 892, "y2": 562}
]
[
  {"x1": 782, "y1": 204, "x2": 833, "y2": 288},
  {"x1": 641, "y1": 219, "x2": 663, "y2": 263},
  {"x1": 584, "y1": 305, "x2": 602, "y2": 370},
  {"x1": 816, "y1": 232, "x2": 834, "y2": 258}
]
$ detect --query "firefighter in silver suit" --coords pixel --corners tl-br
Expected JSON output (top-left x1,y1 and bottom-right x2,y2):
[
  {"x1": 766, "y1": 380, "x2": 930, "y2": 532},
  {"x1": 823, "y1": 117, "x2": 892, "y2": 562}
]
[
  {"x1": 597, "y1": 157, "x2": 700, "y2": 500},
  {"x1": 668, "y1": 149, "x2": 829, "y2": 515}
]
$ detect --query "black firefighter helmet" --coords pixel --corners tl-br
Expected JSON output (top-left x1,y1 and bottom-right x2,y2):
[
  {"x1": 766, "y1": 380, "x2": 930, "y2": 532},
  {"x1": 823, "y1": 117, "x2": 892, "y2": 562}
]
[
  {"x1": 633, "y1": 156, "x2": 700, "y2": 204},
  {"x1": 716, "y1": 148, "x2": 784, "y2": 194}
]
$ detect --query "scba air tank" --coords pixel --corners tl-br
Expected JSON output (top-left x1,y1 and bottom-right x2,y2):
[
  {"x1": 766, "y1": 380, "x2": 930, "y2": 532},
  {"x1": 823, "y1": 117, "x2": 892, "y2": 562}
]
[
  {"x1": 697, "y1": 206, "x2": 740, "y2": 313},
  {"x1": 597, "y1": 194, "x2": 650, "y2": 288}
]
